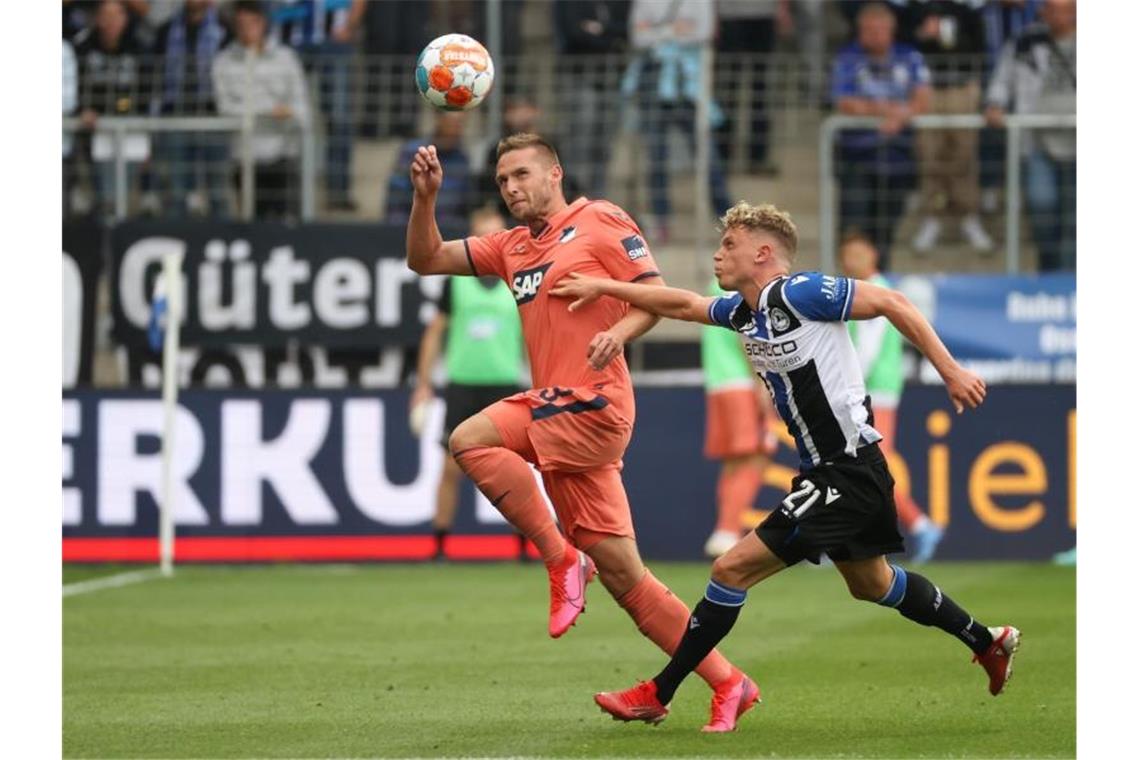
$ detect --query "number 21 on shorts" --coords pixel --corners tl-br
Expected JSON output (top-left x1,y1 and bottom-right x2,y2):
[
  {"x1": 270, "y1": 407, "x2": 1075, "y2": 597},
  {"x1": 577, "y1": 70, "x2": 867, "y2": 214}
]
[{"x1": 782, "y1": 480, "x2": 841, "y2": 519}]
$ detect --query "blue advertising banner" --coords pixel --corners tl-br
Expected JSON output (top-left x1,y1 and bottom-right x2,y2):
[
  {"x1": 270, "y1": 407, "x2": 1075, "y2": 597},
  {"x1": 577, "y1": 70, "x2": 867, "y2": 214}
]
[
  {"x1": 62, "y1": 386, "x2": 1075, "y2": 562},
  {"x1": 892, "y1": 273, "x2": 1076, "y2": 383}
]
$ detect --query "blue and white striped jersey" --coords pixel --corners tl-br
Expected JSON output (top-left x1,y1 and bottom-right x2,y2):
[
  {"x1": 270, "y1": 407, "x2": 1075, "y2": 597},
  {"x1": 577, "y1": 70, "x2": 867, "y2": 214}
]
[{"x1": 708, "y1": 272, "x2": 882, "y2": 471}]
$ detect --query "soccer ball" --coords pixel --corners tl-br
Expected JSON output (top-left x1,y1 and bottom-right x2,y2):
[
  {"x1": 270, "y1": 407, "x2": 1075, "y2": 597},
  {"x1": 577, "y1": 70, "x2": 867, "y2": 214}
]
[{"x1": 415, "y1": 34, "x2": 495, "y2": 111}]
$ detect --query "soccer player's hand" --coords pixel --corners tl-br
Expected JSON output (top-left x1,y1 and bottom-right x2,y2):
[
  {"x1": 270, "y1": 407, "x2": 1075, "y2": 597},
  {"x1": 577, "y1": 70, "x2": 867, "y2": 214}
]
[
  {"x1": 551, "y1": 271, "x2": 606, "y2": 312},
  {"x1": 408, "y1": 384, "x2": 435, "y2": 437},
  {"x1": 944, "y1": 365, "x2": 986, "y2": 413},
  {"x1": 586, "y1": 329, "x2": 624, "y2": 370},
  {"x1": 410, "y1": 145, "x2": 443, "y2": 198}
]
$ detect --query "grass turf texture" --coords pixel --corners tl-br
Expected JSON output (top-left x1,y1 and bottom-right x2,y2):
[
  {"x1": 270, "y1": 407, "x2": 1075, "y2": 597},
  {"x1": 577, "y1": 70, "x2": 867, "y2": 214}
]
[{"x1": 64, "y1": 562, "x2": 1074, "y2": 758}]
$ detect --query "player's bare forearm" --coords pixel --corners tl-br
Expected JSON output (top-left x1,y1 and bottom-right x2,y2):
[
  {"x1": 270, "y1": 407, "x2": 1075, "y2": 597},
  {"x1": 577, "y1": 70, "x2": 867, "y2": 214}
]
[
  {"x1": 885, "y1": 294, "x2": 954, "y2": 377},
  {"x1": 406, "y1": 194, "x2": 443, "y2": 274},
  {"x1": 608, "y1": 275, "x2": 666, "y2": 342},
  {"x1": 851, "y1": 282, "x2": 985, "y2": 411},
  {"x1": 615, "y1": 282, "x2": 709, "y2": 324},
  {"x1": 609, "y1": 306, "x2": 660, "y2": 343},
  {"x1": 552, "y1": 274, "x2": 712, "y2": 324},
  {"x1": 851, "y1": 285, "x2": 953, "y2": 376}
]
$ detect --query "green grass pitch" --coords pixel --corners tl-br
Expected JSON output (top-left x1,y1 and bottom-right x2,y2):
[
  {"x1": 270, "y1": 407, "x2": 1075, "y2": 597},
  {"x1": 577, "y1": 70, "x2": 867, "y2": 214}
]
[{"x1": 64, "y1": 561, "x2": 1074, "y2": 758}]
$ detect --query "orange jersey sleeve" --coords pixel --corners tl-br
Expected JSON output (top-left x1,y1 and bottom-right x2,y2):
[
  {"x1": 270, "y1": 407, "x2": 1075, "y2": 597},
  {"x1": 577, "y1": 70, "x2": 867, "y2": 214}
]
[
  {"x1": 464, "y1": 229, "x2": 513, "y2": 281},
  {"x1": 587, "y1": 203, "x2": 662, "y2": 283}
]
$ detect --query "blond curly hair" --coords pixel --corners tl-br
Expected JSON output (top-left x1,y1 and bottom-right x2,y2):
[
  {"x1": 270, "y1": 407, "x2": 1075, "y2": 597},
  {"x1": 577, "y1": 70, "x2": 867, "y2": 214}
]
[{"x1": 720, "y1": 201, "x2": 799, "y2": 262}]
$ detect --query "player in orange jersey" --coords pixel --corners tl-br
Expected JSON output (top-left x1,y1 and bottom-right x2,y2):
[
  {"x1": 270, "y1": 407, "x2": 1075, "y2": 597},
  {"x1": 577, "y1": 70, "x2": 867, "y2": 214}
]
[{"x1": 405, "y1": 133, "x2": 757, "y2": 732}]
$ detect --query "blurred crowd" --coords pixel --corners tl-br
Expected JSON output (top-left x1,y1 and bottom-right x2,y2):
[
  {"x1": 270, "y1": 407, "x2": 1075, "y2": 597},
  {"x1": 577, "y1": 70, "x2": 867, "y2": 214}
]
[{"x1": 62, "y1": 0, "x2": 1076, "y2": 272}]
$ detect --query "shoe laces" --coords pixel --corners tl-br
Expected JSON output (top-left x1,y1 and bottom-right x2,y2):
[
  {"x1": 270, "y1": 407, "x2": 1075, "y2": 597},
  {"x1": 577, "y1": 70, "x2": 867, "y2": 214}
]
[
  {"x1": 548, "y1": 565, "x2": 567, "y2": 606},
  {"x1": 709, "y1": 680, "x2": 738, "y2": 717},
  {"x1": 622, "y1": 681, "x2": 657, "y2": 707}
]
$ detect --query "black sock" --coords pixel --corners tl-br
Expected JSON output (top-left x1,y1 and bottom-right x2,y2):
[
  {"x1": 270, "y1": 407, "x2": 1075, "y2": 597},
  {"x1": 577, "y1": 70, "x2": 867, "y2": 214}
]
[
  {"x1": 877, "y1": 564, "x2": 993, "y2": 655},
  {"x1": 652, "y1": 581, "x2": 746, "y2": 704},
  {"x1": 433, "y1": 528, "x2": 448, "y2": 557}
]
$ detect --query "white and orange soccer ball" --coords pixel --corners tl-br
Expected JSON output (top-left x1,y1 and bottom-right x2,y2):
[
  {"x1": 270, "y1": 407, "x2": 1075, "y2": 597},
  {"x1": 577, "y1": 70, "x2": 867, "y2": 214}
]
[{"x1": 415, "y1": 34, "x2": 495, "y2": 111}]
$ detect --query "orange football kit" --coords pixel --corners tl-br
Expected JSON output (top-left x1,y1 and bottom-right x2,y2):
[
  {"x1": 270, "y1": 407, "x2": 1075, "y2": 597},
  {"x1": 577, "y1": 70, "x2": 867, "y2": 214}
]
[{"x1": 454, "y1": 197, "x2": 738, "y2": 689}]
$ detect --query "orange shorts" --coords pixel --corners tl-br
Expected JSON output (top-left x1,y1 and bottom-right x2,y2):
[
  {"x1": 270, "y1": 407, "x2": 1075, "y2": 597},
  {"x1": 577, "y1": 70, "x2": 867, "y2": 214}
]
[
  {"x1": 482, "y1": 385, "x2": 635, "y2": 545},
  {"x1": 704, "y1": 387, "x2": 765, "y2": 459}
]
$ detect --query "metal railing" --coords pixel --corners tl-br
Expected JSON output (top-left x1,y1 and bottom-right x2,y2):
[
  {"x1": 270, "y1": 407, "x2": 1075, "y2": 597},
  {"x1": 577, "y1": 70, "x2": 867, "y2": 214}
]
[
  {"x1": 62, "y1": 115, "x2": 317, "y2": 221},
  {"x1": 819, "y1": 113, "x2": 1077, "y2": 274}
]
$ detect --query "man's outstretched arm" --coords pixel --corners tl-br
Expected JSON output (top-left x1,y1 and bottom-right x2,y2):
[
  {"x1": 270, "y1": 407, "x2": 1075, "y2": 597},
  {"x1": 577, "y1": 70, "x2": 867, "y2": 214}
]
[
  {"x1": 405, "y1": 144, "x2": 475, "y2": 276},
  {"x1": 849, "y1": 281, "x2": 985, "y2": 413},
  {"x1": 551, "y1": 272, "x2": 716, "y2": 325}
]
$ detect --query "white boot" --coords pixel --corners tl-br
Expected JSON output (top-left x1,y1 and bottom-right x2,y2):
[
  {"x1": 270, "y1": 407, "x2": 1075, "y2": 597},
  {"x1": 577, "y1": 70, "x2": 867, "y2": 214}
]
[
  {"x1": 961, "y1": 214, "x2": 995, "y2": 253},
  {"x1": 912, "y1": 216, "x2": 941, "y2": 253},
  {"x1": 703, "y1": 530, "x2": 739, "y2": 559}
]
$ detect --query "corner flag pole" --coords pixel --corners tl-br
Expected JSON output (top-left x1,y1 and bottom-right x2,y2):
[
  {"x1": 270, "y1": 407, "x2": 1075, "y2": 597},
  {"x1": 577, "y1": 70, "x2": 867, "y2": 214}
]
[{"x1": 159, "y1": 250, "x2": 184, "y2": 577}]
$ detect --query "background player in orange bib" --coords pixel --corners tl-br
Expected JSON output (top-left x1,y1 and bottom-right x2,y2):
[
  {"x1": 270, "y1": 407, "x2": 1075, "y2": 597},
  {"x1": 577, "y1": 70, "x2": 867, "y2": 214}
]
[{"x1": 405, "y1": 132, "x2": 757, "y2": 732}]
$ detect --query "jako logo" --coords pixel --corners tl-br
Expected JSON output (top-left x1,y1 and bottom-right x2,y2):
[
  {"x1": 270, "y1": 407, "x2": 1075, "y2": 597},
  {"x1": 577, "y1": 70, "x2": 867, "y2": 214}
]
[{"x1": 512, "y1": 263, "x2": 553, "y2": 305}]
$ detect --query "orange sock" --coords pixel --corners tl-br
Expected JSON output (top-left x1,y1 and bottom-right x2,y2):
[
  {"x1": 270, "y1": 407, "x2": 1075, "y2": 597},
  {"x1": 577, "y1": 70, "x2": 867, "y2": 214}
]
[
  {"x1": 617, "y1": 571, "x2": 735, "y2": 688},
  {"x1": 715, "y1": 465, "x2": 764, "y2": 533},
  {"x1": 453, "y1": 446, "x2": 568, "y2": 565}
]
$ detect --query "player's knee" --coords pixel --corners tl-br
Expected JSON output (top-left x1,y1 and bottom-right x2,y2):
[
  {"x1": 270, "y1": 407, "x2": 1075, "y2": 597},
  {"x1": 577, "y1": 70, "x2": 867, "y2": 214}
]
[
  {"x1": 448, "y1": 419, "x2": 486, "y2": 458},
  {"x1": 845, "y1": 575, "x2": 891, "y2": 602},
  {"x1": 711, "y1": 552, "x2": 748, "y2": 589},
  {"x1": 598, "y1": 566, "x2": 642, "y2": 597}
]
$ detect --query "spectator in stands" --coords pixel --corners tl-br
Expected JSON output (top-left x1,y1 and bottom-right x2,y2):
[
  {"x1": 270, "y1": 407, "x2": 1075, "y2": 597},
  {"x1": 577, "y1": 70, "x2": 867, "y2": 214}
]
[
  {"x1": 64, "y1": 0, "x2": 149, "y2": 41},
  {"x1": 360, "y1": 0, "x2": 431, "y2": 139},
  {"x1": 552, "y1": 0, "x2": 630, "y2": 198},
  {"x1": 272, "y1": 0, "x2": 367, "y2": 213},
  {"x1": 152, "y1": 0, "x2": 230, "y2": 217},
  {"x1": 907, "y1": 1, "x2": 994, "y2": 254},
  {"x1": 831, "y1": 1, "x2": 931, "y2": 271},
  {"x1": 625, "y1": 0, "x2": 731, "y2": 245},
  {"x1": 212, "y1": 0, "x2": 311, "y2": 220},
  {"x1": 386, "y1": 112, "x2": 471, "y2": 228},
  {"x1": 984, "y1": 0, "x2": 1076, "y2": 271},
  {"x1": 791, "y1": 0, "x2": 827, "y2": 107},
  {"x1": 73, "y1": 0, "x2": 154, "y2": 218},
  {"x1": 981, "y1": 0, "x2": 1043, "y2": 76},
  {"x1": 138, "y1": 1, "x2": 183, "y2": 32},
  {"x1": 978, "y1": 0, "x2": 1042, "y2": 213},
  {"x1": 714, "y1": 0, "x2": 794, "y2": 176}
]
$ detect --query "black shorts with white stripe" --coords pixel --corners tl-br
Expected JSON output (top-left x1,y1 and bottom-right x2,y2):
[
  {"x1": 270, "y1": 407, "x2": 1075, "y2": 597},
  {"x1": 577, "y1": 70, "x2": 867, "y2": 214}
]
[{"x1": 755, "y1": 443, "x2": 905, "y2": 565}]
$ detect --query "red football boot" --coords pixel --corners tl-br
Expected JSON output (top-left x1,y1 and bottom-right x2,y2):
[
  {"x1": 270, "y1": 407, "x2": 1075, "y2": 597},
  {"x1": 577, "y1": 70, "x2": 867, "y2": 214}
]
[
  {"x1": 973, "y1": 625, "x2": 1022, "y2": 696},
  {"x1": 594, "y1": 680, "x2": 670, "y2": 725},
  {"x1": 548, "y1": 548, "x2": 596, "y2": 638},
  {"x1": 702, "y1": 670, "x2": 761, "y2": 733}
]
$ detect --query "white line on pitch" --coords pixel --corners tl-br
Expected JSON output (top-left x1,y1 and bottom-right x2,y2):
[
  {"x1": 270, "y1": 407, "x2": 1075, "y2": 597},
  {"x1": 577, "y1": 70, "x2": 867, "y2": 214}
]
[{"x1": 63, "y1": 568, "x2": 168, "y2": 598}]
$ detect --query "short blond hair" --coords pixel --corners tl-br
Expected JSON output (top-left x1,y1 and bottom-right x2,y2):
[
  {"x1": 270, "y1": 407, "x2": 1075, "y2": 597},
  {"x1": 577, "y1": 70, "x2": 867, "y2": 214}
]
[
  {"x1": 496, "y1": 132, "x2": 560, "y2": 165},
  {"x1": 720, "y1": 201, "x2": 799, "y2": 260}
]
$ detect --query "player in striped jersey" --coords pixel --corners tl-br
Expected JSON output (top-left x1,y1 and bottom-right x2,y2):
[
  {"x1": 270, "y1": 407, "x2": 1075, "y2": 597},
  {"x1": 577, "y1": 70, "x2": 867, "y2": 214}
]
[{"x1": 552, "y1": 202, "x2": 1020, "y2": 730}]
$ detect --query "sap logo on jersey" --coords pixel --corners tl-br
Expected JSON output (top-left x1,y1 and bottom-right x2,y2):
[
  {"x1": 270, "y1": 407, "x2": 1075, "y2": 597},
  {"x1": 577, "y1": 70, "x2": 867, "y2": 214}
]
[
  {"x1": 512, "y1": 263, "x2": 553, "y2": 305},
  {"x1": 621, "y1": 235, "x2": 649, "y2": 261}
]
